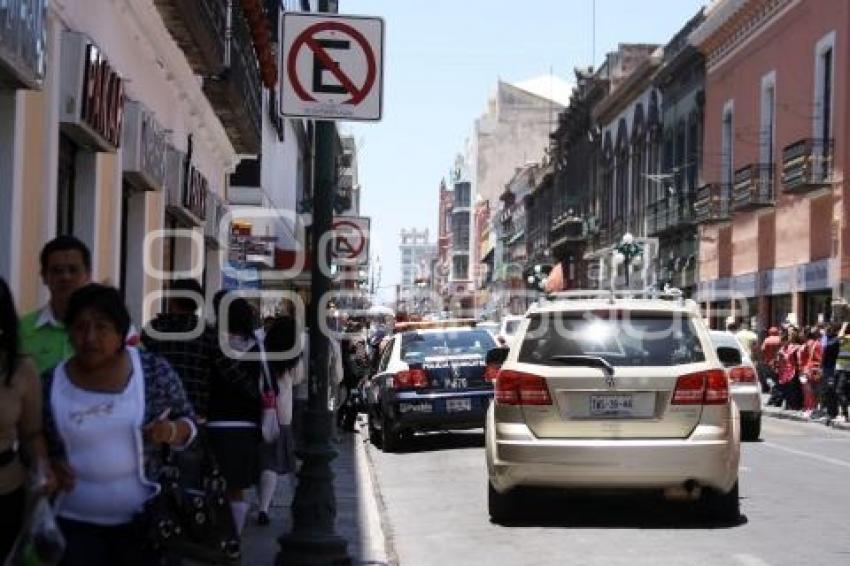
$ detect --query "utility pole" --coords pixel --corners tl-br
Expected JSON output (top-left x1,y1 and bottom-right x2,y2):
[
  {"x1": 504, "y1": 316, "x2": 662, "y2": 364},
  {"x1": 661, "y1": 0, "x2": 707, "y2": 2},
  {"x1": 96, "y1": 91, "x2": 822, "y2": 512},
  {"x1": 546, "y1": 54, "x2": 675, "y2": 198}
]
[{"x1": 277, "y1": 0, "x2": 350, "y2": 563}]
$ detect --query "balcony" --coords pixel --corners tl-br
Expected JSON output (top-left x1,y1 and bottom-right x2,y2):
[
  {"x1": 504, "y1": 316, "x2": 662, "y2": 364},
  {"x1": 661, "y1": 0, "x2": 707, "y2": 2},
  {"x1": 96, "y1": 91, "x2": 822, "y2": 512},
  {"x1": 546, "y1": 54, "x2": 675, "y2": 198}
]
[
  {"x1": 154, "y1": 0, "x2": 261, "y2": 154},
  {"x1": 782, "y1": 138, "x2": 834, "y2": 192},
  {"x1": 203, "y1": 5, "x2": 262, "y2": 154},
  {"x1": 549, "y1": 211, "x2": 587, "y2": 248},
  {"x1": 694, "y1": 183, "x2": 731, "y2": 224},
  {"x1": 153, "y1": 0, "x2": 227, "y2": 76},
  {"x1": 733, "y1": 164, "x2": 775, "y2": 211},
  {"x1": 668, "y1": 195, "x2": 695, "y2": 228},
  {"x1": 0, "y1": 0, "x2": 47, "y2": 89}
]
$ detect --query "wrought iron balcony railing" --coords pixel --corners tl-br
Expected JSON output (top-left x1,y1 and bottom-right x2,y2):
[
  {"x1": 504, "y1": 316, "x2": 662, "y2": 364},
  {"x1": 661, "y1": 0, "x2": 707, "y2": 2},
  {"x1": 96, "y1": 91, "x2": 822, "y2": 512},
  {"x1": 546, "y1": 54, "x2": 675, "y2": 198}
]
[
  {"x1": 733, "y1": 163, "x2": 775, "y2": 211},
  {"x1": 782, "y1": 138, "x2": 834, "y2": 192},
  {"x1": 694, "y1": 183, "x2": 731, "y2": 224}
]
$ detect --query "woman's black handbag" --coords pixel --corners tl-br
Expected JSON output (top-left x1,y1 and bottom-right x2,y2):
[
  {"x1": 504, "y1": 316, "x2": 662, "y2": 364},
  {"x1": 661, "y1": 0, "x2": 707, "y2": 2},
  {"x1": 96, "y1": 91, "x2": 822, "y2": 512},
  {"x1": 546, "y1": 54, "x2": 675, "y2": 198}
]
[{"x1": 136, "y1": 430, "x2": 241, "y2": 565}]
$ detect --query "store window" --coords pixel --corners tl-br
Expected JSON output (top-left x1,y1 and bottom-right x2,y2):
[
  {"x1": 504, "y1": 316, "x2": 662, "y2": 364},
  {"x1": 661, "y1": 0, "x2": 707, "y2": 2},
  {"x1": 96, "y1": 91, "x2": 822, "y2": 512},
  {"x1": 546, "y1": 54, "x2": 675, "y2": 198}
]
[
  {"x1": 803, "y1": 291, "x2": 832, "y2": 326},
  {"x1": 768, "y1": 294, "x2": 793, "y2": 327}
]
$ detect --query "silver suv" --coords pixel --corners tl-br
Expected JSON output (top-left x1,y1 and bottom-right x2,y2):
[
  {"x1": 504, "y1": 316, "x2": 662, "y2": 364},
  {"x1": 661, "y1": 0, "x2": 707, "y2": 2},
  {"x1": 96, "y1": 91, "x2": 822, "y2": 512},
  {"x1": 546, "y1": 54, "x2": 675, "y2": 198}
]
[{"x1": 485, "y1": 290, "x2": 741, "y2": 523}]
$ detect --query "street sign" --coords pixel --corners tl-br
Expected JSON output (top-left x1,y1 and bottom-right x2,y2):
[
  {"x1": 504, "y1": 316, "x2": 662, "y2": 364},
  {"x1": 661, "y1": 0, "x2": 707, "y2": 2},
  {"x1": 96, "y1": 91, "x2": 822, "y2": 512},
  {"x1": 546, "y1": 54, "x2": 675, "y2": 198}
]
[
  {"x1": 280, "y1": 12, "x2": 384, "y2": 121},
  {"x1": 331, "y1": 216, "x2": 370, "y2": 265}
]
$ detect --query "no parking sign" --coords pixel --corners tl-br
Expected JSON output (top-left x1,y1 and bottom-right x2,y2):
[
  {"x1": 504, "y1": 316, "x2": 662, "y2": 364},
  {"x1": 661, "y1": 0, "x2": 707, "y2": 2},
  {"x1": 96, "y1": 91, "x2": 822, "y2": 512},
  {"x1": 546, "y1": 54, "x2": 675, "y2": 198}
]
[{"x1": 281, "y1": 13, "x2": 384, "y2": 121}]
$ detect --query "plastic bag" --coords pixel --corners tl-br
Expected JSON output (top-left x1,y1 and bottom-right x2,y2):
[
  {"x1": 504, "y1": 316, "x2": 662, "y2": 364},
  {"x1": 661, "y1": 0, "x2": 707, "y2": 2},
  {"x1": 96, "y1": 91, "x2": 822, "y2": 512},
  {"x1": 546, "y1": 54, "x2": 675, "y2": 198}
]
[
  {"x1": 260, "y1": 391, "x2": 280, "y2": 443},
  {"x1": 5, "y1": 497, "x2": 65, "y2": 566}
]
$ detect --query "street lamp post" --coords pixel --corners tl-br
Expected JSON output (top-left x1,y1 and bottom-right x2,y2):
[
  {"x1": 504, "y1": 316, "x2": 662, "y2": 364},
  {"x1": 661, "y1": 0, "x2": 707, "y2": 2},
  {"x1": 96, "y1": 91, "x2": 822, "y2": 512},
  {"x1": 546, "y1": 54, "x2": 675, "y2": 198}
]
[
  {"x1": 615, "y1": 232, "x2": 643, "y2": 289},
  {"x1": 277, "y1": 1, "x2": 350, "y2": 564}
]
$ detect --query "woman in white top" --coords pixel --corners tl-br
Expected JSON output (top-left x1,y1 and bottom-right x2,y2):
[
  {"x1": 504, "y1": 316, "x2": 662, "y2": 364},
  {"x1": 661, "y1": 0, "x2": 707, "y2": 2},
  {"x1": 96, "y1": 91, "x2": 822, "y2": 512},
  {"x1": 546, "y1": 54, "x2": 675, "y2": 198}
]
[
  {"x1": 42, "y1": 284, "x2": 196, "y2": 565},
  {"x1": 254, "y1": 316, "x2": 303, "y2": 525}
]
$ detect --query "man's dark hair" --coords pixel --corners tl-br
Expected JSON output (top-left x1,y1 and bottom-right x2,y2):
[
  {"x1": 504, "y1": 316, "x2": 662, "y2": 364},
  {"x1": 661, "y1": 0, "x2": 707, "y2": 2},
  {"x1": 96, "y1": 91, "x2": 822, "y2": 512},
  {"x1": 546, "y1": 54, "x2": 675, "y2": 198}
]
[
  {"x1": 167, "y1": 279, "x2": 204, "y2": 313},
  {"x1": 40, "y1": 235, "x2": 91, "y2": 273},
  {"x1": 264, "y1": 316, "x2": 301, "y2": 374},
  {"x1": 216, "y1": 293, "x2": 257, "y2": 339},
  {"x1": 65, "y1": 284, "x2": 131, "y2": 340}
]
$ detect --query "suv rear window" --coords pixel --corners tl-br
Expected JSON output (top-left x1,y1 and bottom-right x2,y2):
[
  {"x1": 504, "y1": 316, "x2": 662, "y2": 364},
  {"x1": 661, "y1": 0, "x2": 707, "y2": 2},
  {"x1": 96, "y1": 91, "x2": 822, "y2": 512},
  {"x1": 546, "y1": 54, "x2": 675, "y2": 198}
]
[
  {"x1": 401, "y1": 330, "x2": 496, "y2": 359},
  {"x1": 518, "y1": 311, "x2": 706, "y2": 367}
]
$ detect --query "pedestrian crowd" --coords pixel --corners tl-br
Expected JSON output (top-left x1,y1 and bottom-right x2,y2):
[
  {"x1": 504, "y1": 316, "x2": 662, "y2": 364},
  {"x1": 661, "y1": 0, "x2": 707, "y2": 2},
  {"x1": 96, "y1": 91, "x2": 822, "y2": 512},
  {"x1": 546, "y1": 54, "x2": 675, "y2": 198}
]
[
  {"x1": 733, "y1": 318, "x2": 850, "y2": 423},
  {"x1": 0, "y1": 235, "x2": 370, "y2": 565}
]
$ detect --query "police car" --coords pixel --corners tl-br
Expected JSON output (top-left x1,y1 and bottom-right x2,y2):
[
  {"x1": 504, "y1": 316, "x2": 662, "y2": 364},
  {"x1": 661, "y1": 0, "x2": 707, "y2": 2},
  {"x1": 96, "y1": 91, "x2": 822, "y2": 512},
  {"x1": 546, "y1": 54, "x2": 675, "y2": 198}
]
[{"x1": 366, "y1": 320, "x2": 498, "y2": 452}]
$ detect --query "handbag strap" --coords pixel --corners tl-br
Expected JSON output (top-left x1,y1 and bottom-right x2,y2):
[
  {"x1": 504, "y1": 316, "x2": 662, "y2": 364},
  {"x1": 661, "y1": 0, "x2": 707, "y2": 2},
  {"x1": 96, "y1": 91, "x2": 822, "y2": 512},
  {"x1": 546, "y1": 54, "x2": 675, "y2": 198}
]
[{"x1": 257, "y1": 339, "x2": 275, "y2": 394}]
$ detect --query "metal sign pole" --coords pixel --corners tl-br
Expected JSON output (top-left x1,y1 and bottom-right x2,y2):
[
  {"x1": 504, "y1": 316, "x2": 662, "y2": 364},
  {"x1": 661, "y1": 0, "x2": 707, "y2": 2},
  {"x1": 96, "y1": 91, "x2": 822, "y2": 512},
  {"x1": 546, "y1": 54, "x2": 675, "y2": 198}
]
[{"x1": 277, "y1": 2, "x2": 350, "y2": 564}]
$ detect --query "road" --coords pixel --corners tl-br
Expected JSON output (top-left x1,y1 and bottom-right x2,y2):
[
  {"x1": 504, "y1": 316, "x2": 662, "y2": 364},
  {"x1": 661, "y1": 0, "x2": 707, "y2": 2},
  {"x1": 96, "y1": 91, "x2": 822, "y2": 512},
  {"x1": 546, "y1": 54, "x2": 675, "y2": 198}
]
[{"x1": 365, "y1": 417, "x2": 850, "y2": 566}]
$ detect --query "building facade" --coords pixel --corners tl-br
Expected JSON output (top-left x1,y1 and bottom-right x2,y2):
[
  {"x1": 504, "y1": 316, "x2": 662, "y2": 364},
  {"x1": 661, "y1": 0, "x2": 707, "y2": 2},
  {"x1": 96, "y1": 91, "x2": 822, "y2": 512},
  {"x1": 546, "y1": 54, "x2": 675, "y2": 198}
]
[
  {"x1": 398, "y1": 228, "x2": 436, "y2": 314},
  {"x1": 691, "y1": 0, "x2": 847, "y2": 329},
  {"x1": 650, "y1": 9, "x2": 707, "y2": 297},
  {"x1": 0, "y1": 0, "x2": 307, "y2": 329}
]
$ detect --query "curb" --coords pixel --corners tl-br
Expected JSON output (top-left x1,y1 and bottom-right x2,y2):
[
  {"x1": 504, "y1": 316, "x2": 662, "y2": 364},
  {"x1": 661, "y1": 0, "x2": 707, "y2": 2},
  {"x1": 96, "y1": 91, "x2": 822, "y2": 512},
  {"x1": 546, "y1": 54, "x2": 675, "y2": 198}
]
[
  {"x1": 762, "y1": 406, "x2": 850, "y2": 431},
  {"x1": 352, "y1": 418, "x2": 393, "y2": 566},
  {"x1": 358, "y1": 417, "x2": 401, "y2": 566}
]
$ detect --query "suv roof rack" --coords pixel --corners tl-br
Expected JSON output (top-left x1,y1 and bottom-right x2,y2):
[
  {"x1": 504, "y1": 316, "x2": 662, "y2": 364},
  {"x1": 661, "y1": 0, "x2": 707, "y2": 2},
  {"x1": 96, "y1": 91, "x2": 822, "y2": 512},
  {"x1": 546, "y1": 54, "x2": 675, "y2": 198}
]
[{"x1": 540, "y1": 287, "x2": 690, "y2": 307}]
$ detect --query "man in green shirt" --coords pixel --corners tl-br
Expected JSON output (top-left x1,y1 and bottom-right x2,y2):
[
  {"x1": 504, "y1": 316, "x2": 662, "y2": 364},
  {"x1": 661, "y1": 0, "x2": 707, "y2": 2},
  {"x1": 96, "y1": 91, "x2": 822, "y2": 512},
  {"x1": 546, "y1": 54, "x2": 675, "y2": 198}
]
[{"x1": 19, "y1": 236, "x2": 92, "y2": 373}]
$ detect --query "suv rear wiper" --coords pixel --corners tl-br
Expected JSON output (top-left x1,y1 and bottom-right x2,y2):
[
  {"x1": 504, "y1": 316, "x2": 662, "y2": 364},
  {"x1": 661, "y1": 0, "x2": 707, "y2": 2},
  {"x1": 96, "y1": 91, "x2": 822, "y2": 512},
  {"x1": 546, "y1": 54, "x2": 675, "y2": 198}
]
[{"x1": 548, "y1": 355, "x2": 614, "y2": 376}]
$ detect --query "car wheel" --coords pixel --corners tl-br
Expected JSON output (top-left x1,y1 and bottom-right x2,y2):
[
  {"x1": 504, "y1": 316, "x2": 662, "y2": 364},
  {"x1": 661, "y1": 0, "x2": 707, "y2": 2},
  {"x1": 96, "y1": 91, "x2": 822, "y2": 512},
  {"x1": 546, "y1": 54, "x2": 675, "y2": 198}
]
[
  {"x1": 488, "y1": 481, "x2": 519, "y2": 524},
  {"x1": 381, "y1": 417, "x2": 400, "y2": 453},
  {"x1": 701, "y1": 481, "x2": 740, "y2": 523},
  {"x1": 741, "y1": 414, "x2": 761, "y2": 442}
]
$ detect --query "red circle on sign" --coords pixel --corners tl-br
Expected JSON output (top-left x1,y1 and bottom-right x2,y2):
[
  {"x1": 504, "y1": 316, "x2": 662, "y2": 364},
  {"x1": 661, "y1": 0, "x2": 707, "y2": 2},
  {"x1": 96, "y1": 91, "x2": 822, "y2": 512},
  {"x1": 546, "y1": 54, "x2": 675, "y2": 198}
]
[
  {"x1": 287, "y1": 21, "x2": 377, "y2": 105},
  {"x1": 332, "y1": 220, "x2": 365, "y2": 259}
]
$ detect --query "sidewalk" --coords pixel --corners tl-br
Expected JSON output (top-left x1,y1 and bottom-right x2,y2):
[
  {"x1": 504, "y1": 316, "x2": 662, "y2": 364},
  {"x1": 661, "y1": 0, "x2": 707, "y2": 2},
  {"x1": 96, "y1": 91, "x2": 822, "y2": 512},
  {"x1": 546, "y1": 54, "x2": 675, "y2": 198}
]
[
  {"x1": 241, "y1": 420, "x2": 390, "y2": 565},
  {"x1": 761, "y1": 394, "x2": 850, "y2": 431}
]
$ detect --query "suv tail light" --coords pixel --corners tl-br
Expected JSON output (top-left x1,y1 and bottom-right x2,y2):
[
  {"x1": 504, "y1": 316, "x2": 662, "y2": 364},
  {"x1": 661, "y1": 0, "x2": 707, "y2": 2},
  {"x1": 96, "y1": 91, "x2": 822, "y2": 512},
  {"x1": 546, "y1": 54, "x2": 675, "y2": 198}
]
[
  {"x1": 672, "y1": 369, "x2": 729, "y2": 405},
  {"x1": 495, "y1": 370, "x2": 552, "y2": 405},
  {"x1": 483, "y1": 364, "x2": 501, "y2": 383},
  {"x1": 393, "y1": 368, "x2": 429, "y2": 389},
  {"x1": 729, "y1": 366, "x2": 757, "y2": 383}
]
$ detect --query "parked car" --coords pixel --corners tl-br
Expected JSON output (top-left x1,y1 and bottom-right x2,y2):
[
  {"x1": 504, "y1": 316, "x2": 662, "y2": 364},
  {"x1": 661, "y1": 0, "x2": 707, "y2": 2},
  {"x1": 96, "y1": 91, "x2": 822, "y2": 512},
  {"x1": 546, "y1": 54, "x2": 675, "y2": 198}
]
[
  {"x1": 709, "y1": 330, "x2": 762, "y2": 441},
  {"x1": 485, "y1": 290, "x2": 741, "y2": 523},
  {"x1": 366, "y1": 322, "x2": 498, "y2": 452}
]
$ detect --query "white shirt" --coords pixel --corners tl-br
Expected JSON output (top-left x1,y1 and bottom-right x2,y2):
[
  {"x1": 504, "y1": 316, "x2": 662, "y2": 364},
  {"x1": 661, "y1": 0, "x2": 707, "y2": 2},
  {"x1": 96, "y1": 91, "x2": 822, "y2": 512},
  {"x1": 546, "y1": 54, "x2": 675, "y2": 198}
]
[{"x1": 52, "y1": 348, "x2": 156, "y2": 525}]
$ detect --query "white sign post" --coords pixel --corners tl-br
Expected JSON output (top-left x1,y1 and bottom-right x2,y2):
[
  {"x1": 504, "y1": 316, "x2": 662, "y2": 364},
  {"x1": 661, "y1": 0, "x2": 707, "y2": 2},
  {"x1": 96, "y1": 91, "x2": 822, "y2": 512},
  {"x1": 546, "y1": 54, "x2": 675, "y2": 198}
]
[{"x1": 280, "y1": 13, "x2": 384, "y2": 121}]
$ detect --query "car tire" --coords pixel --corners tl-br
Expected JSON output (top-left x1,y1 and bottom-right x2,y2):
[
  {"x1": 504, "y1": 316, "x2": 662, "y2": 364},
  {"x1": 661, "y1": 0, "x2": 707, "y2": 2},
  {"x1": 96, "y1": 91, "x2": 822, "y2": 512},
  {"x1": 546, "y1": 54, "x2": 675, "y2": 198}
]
[
  {"x1": 381, "y1": 417, "x2": 400, "y2": 453},
  {"x1": 701, "y1": 481, "x2": 740, "y2": 523},
  {"x1": 741, "y1": 414, "x2": 761, "y2": 442},
  {"x1": 488, "y1": 481, "x2": 519, "y2": 524}
]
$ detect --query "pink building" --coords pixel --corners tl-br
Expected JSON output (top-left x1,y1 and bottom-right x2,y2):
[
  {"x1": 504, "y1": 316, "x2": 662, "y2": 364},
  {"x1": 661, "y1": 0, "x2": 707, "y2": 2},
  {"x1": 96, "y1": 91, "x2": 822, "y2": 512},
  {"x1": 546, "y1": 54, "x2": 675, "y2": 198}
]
[{"x1": 691, "y1": 0, "x2": 847, "y2": 329}]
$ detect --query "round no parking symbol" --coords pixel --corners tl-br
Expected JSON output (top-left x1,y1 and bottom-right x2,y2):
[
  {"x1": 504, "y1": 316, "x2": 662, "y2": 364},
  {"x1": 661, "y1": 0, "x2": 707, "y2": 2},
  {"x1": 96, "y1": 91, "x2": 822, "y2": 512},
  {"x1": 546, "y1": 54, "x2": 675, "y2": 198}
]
[{"x1": 281, "y1": 13, "x2": 384, "y2": 121}]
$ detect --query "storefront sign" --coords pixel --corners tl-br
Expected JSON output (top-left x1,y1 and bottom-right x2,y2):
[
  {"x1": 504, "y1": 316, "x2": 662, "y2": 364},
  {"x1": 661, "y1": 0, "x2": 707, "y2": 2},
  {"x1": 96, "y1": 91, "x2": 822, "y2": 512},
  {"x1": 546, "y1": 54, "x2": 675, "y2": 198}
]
[
  {"x1": 0, "y1": 0, "x2": 47, "y2": 89},
  {"x1": 183, "y1": 166, "x2": 208, "y2": 223},
  {"x1": 122, "y1": 101, "x2": 166, "y2": 190},
  {"x1": 59, "y1": 32, "x2": 124, "y2": 152}
]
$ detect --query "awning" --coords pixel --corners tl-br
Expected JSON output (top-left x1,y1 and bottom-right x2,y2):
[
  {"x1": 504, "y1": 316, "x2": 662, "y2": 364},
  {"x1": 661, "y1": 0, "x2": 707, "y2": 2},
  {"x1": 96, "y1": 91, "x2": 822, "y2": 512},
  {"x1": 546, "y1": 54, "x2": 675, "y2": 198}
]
[{"x1": 480, "y1": 248, "x2": 495, "y2": 264}]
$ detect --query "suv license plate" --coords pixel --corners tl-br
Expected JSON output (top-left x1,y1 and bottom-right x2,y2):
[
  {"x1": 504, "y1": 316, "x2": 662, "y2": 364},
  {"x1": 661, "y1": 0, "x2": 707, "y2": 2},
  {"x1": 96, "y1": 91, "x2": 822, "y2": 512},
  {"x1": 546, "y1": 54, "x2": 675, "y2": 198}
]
[
  {"x1": 446, "y1": 398, "x2": 472, "y2": 412},
  {"x1": 589, "y1": 394, "x2": 634, "y2": 416}
]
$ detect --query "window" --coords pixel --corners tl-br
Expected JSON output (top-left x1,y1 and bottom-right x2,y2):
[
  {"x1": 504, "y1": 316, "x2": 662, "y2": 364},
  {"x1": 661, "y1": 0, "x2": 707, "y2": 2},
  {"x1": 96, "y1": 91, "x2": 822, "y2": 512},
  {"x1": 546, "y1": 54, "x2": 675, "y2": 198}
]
[
  {"x1": 687, "y1": 114, "x2": 699, "y2": 193},
  {"x1": 814, "y1": 32, "x2": 835, "y2": 145},
  {"x1": 454, "y1": 182, "x2": 471, "y2": 208},
  {"x1": 518, "y1": 311, "x2": 706, "y2": 367},
  {"x1": 760, "y1": 72, "x2": 776, "y2": 166},
  {"x1": 401, "y1": 330, "x2": 495, "y2": 359},
  {"x1": 452, "y1": 213, "x2": 470, "y2": 248},
  {"x1": 453, "y1": 255, "x2": 469, "y2": 280},
  {"x1": 721, "y1": 100, "x2": 734, "y2": 185}
]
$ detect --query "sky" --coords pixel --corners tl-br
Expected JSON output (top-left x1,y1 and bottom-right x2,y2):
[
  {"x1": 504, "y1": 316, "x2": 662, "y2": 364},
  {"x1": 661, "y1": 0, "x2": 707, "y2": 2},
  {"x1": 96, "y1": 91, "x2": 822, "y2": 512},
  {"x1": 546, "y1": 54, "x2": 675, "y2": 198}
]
[{"x1": 343, "y1": 0, "x2": 708, "y2": 304}]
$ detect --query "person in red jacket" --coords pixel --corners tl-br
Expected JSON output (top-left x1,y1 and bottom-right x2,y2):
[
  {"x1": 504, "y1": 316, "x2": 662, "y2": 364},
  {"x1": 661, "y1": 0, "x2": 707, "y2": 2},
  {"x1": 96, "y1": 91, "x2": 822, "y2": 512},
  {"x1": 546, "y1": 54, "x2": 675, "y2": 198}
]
[
  {"x1": 802, "y1": 327, "x2": 824, "y2": 416},
  {"x1": 762, "y1": 327, "x2": 783, "y2": 405}
]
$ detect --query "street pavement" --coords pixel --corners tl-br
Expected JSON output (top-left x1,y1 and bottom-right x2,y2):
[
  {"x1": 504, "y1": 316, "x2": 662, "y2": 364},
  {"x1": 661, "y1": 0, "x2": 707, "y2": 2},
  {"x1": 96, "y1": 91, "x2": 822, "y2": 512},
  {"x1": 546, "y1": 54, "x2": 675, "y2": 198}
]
[
  {"x1": 241, "y1": 426, "x2": 388, "y2": 565},
  {"x1": 365, "y1": 418, "x2": 850, "y2": 566}
]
